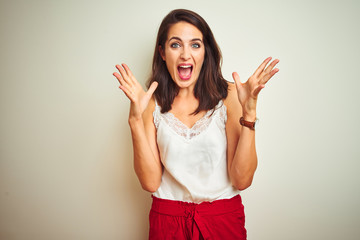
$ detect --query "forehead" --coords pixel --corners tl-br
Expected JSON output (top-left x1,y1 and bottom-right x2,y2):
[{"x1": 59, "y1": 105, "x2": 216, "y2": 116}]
[{"x1": 167, "y1": 21, "x2": 203, "y2": 41}]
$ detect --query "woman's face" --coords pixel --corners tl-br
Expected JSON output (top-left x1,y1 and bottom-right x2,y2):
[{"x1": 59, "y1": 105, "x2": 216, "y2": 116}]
[{"x1": 160, "y1": 21, "x2": 205, "y2": 90}]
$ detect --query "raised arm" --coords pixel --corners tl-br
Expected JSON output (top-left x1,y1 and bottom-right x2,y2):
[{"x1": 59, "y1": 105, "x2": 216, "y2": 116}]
[
  {"x1": 225, "y1": 57, "x2": 279, "y2": 190},
  {"x1": 113, "y1": 64, "x2": 162, "y2": 192}
]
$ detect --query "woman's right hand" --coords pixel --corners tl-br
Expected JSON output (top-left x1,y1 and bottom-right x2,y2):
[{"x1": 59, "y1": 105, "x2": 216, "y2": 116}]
[{"x1": 113, "y1": 64, "x2": 158, "y2": 121}]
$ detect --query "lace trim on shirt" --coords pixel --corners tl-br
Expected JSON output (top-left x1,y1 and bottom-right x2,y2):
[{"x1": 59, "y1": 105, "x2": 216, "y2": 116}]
[
  {"x1": 153, "y1": 101, "x2": 227, "y2": 140},
  {"x1": 153, "y1": 104, "x2": 161, "y2": 129}
]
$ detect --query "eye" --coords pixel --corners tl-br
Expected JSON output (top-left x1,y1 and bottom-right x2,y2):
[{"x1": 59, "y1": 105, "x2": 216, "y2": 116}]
[
  {"x1": 170, "y1": 42, "x2": 181, "y2": 48},
  {"x1": 192, "y1": 43, "x2": 201, "y2": 48}
]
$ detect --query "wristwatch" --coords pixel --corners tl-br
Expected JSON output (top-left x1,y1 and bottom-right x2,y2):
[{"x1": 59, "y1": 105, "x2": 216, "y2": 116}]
[{"x1": 239, "y1": 117, "x2": 258, "y2": 130}]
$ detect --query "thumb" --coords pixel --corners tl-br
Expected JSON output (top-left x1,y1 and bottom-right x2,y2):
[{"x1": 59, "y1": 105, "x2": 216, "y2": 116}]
[
  {"x1": 232, "y1": 72, "x2": 242, "y2": 90},
  {"x1": 147, "y1": 81, "x2": 158, "y2": 96}
]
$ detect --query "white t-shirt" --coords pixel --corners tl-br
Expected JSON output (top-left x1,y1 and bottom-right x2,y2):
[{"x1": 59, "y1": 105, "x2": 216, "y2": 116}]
[{"x1": 152, "y1": 100, "x2": 239, "y2": 203}]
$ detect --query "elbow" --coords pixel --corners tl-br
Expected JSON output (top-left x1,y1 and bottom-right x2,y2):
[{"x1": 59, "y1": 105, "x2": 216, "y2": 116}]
[
  {"x1": 234, "y1": 180, "x2": 252, "y2": 191},
  {"x1": 140, "y1": 181, "x2": 160, "y2": 193},
  {"x1": 135, "y1": 168, "x2": 162, "y2": 193},
  {"x1": 231, "y1": 174, "x2": 255, "y2": 191},
  {"x1": 141, "y1": 185, "x2": 158, "y2": 193},
  {"x1": 230, "y1": 164, "x2": 257, "y2": 191}
]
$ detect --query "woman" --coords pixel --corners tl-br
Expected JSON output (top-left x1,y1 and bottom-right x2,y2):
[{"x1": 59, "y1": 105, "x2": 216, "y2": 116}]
[{"x1": 113, "y1": 9, "x2": 279, "y2": 240}]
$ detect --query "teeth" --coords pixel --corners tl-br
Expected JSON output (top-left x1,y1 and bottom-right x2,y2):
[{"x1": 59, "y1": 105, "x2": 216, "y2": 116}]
[{"x1": 179, "y1": 65, "x2": 191, "y2": 68}]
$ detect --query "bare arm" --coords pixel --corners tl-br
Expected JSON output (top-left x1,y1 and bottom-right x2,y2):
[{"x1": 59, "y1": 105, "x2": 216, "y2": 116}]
[
  {"x1": 226, "y1": 57, "x2": 279, "y2": 190},
  {"x1": 113, "y1": 64, "x2": 162, "y2": 192},
  {"x1": 225, "y1": 83, "x2": 257, "y2": 190}
]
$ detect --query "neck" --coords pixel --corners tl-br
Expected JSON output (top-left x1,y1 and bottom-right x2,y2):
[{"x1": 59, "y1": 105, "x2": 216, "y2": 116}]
[{"x1": 177, "y1": 86, "x2": 195, "y2": 98}]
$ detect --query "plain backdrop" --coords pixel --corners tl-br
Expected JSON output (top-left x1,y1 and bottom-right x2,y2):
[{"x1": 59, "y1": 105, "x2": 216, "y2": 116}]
[{"x1": 1, "y1": 0, "x2": 359, "y2": 239}]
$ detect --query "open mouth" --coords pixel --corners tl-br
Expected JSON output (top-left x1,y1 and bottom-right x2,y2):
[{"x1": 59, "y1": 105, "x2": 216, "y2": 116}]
[{"x1": 177, "y1": 64, "x2": 193, "y2": 80}]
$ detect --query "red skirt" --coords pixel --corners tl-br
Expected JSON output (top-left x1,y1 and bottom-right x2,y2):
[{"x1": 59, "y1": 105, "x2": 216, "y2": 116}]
[{"x1": 149, "y1": 195, "x2": 247, "y2": 240}]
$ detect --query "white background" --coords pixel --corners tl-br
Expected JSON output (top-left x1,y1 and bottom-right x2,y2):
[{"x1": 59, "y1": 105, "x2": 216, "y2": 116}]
[{"x1": 1, "y1": 0, "x2": 359, "y2": 239}]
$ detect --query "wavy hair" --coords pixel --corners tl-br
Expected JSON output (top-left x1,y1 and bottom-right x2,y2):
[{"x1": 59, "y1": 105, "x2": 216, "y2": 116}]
[{"x1": 146, "y1": 9, "x2": 228, "y2": 114}]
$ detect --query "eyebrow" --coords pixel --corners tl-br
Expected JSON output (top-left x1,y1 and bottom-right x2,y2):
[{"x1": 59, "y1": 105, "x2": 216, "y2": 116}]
[{"x1": 168, "y1": 36, "x2": 203, "y2": 42}]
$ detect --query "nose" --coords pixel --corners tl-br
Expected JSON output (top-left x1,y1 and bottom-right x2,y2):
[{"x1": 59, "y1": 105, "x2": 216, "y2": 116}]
[{"x1": 180, "y1": 46, "x2": 191, "y2": 60}]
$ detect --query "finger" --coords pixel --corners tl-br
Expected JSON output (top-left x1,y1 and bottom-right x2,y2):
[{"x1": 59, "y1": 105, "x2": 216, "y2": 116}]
[
  {"x1": 262, "y1": 59, "x2": 280, "y2": 76},
  {"x1": 147, "y1": 81, "x2": 158, "y2": 96},
  {"x1": 113, "y1": 72, "x2": 134, "y2": 94},
  {"x1": 116, "y1": 64, "x2": 134, "y2": 86},
  {"x1": 113, "y1": 71, "x2": 127, "y2": 86},
  {"x1": 232, "y1": 72, "x2": 242, "y2": 90},
  {"x1": 122, "y1": 63, "x2": 136, "y2": 84},
  {"x1": 254, "y1": 57, "x2": 272, "y2": 77},
  {"x1": 113, "y1": 72, "x2": 128, "y2": 88},
  {"x1": 119, "y1": 85, "x2": 135, "y2": 101},
  {"x1": 260, "y1": 68, "x2": 279, "y2": 85}
]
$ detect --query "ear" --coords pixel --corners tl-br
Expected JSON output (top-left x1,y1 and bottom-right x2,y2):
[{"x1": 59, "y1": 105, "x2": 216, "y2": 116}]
[{"x1": 159, "y1": 45, "x2": 165, "y2": 61}]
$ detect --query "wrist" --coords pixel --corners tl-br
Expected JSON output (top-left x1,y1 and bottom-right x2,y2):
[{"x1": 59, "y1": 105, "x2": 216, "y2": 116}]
[
  {"x1": 242, "y1": 112, "x2": 257, "y2": 122},
  {"x1": 239, "y1": 116, "x2": 258, "y2": 130}
]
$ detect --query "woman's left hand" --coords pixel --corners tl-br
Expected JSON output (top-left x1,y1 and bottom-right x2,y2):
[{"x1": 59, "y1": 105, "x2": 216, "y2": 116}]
[{"x1": 232, "y1": 57, "x2": 279, "y2": 119}]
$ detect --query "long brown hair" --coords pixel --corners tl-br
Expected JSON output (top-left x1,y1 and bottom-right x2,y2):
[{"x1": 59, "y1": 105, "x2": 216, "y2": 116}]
[{"x1": 146, "y1": 9, "x2": 228, "y2": 114}]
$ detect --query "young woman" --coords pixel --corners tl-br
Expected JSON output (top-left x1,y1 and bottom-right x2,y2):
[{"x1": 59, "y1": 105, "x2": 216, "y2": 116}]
[{"x1": 113, "y1": 9, "x2": 279, "y2": 239}]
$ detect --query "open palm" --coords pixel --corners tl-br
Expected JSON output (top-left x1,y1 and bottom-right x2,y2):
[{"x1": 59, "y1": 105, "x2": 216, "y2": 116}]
[
  {"x1": 113, "y1": 64, "x2": 158, "y2": 119},
  {"x1": 232, "y1": 57, "x2": 279, "y2": 116}
]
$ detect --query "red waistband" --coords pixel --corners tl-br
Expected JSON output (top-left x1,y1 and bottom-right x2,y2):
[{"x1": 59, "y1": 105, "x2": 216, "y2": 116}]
[{"x1": 151, "y1": 195, "x2": 243, "y2": 217}]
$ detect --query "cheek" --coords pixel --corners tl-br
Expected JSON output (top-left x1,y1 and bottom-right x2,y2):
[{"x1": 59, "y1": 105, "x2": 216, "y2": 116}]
[
  {"x1": 196, "y1": 51, "x2": 205, "y2": 65},
  {"x1": 164, "y1": 53, "x2": 176, "y2": 67},
  {"x1": 196, "y1": 55, "x2": 205, "y2": 71},
  {"x1": 165, "y1": 60, "x2": 176, "y2": 77}
]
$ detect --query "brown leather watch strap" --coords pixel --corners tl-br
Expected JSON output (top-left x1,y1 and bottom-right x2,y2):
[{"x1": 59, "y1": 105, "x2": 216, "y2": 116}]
[{"x1": 239, "y1": 117, "x2": 256, "y2": 130}]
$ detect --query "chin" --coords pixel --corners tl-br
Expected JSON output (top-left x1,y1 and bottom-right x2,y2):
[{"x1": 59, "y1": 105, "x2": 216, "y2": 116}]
[{"x1": 175, "y1": 78, "x2": 197, "y2": 89}]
